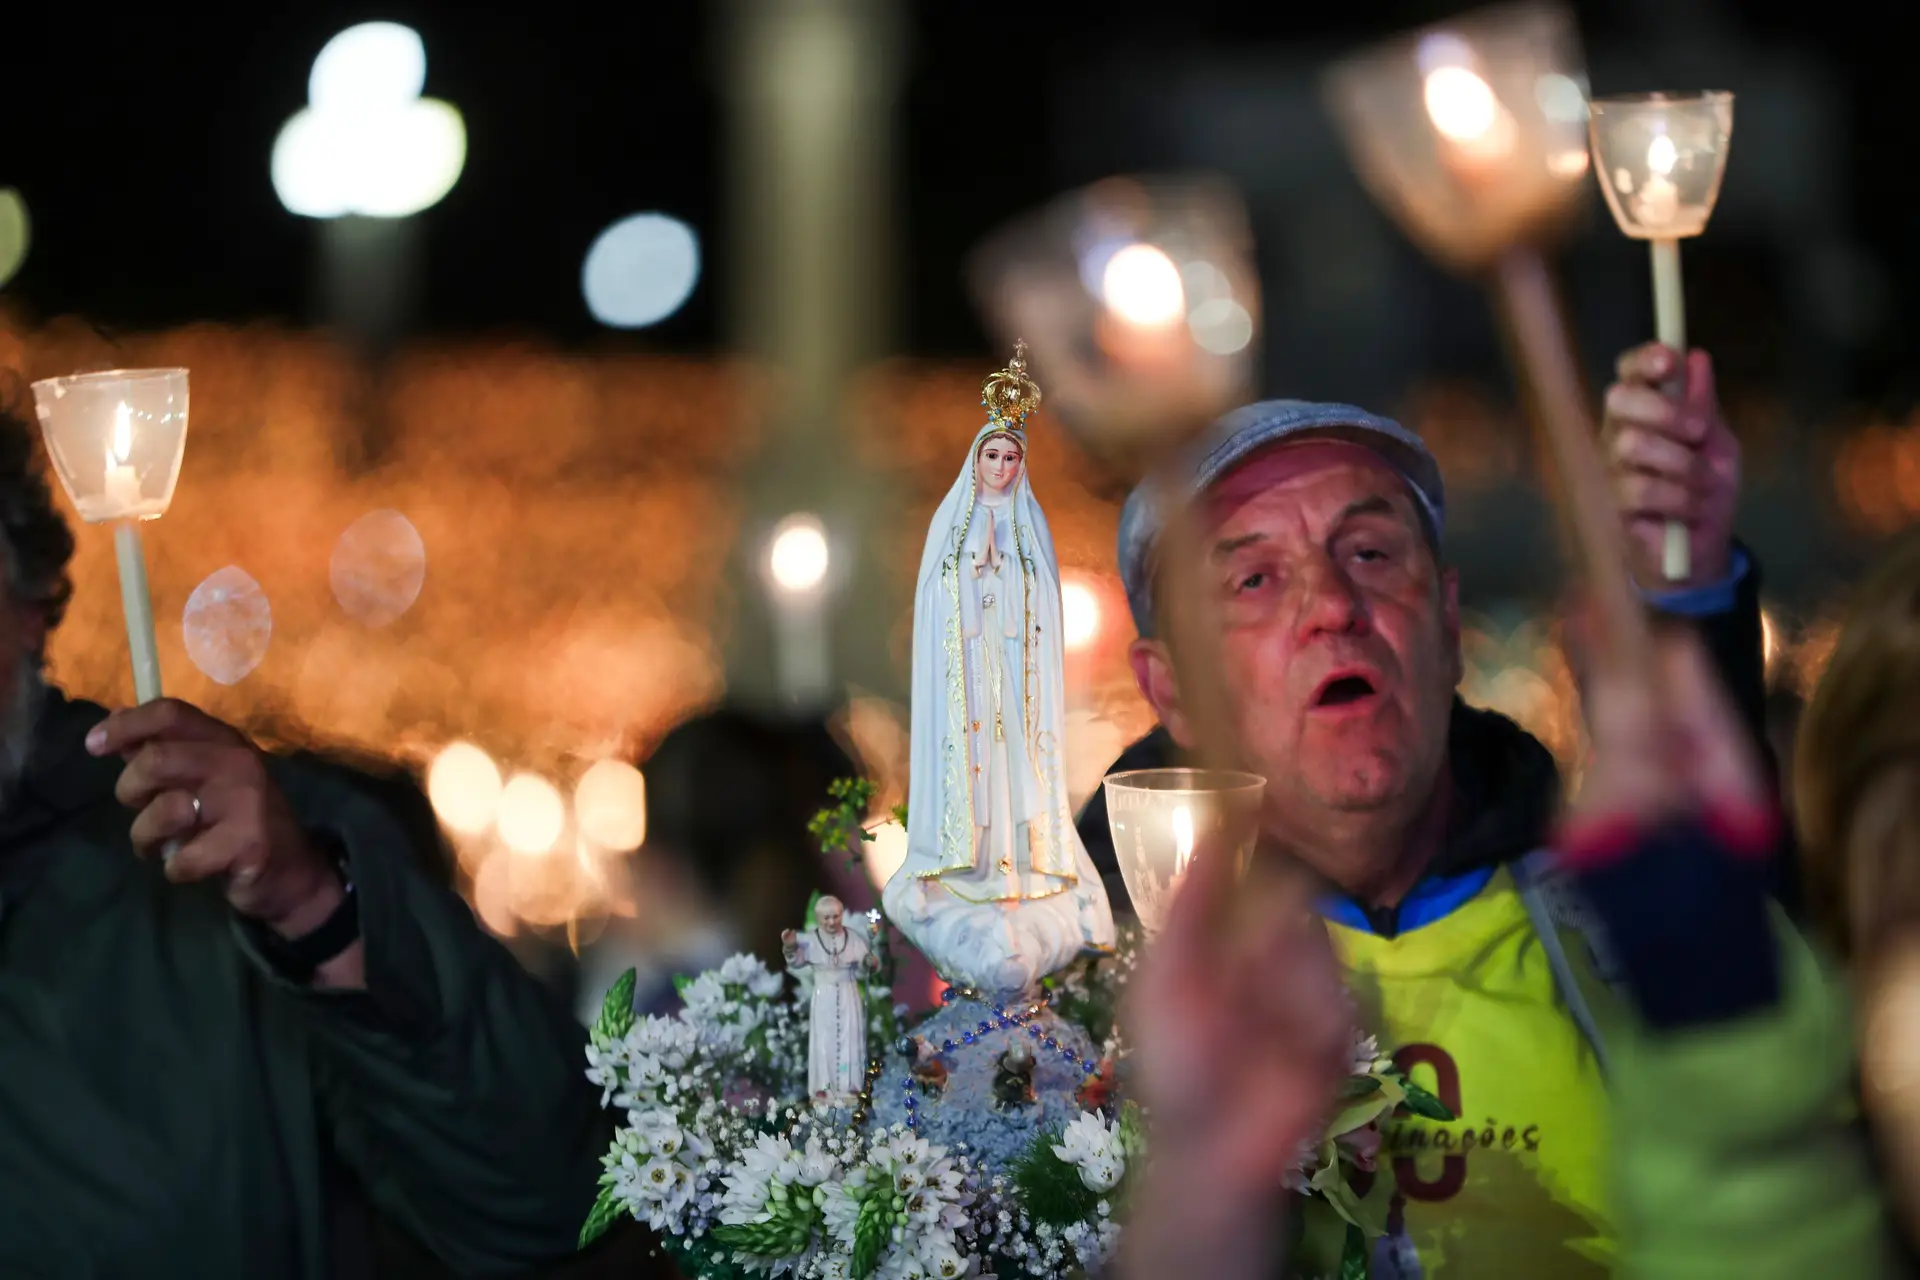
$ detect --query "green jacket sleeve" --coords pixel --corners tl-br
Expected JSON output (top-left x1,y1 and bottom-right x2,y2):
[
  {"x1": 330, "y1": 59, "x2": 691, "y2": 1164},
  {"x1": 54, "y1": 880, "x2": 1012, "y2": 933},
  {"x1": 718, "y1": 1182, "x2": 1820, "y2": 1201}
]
[
  {"x1": 235, "y1": 759, "x2": 608, "y2": 1277},
  {"x1": 1608, "y1": 913, "x2": 1900, "y2": 1279}
]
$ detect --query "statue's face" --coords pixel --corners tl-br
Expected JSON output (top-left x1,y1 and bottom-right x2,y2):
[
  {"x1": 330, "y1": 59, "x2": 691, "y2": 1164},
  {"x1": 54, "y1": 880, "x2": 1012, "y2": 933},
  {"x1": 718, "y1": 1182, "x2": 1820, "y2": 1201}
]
[
  {"x1": 977, "y1": 435, "x2": 1025, "y2": 494},
  {"x1": 817, "y1": 901, "x2": 844, "y2": 934}
]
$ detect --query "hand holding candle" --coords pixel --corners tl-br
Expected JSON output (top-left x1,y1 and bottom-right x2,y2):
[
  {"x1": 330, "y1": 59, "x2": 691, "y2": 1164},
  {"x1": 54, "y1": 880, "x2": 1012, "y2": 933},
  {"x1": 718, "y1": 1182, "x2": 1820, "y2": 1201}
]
[
  {"x1": 30, "y1": 369, "x2": 190, "y2": 704},
  {"x1": 1589, "y1": 91, "x2": 1735, "y2": 581}
]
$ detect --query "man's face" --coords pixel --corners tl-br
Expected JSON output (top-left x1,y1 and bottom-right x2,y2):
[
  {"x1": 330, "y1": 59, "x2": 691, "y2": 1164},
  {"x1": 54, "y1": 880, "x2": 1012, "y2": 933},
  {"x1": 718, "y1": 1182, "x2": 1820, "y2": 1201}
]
[
  {"x1": 1138, "y1": 441, "x2": 1460, "y2": 835},
  {"x1": 817, "y1": 901, "x2": 844, "y2": 934}
]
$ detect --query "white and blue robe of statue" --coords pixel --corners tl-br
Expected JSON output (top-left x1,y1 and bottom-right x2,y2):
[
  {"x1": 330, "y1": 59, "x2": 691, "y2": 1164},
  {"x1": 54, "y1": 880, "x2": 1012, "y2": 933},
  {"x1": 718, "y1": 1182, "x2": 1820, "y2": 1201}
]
[{"x1": 882, "y1": 423, "x2": 1115, "y2": 996}]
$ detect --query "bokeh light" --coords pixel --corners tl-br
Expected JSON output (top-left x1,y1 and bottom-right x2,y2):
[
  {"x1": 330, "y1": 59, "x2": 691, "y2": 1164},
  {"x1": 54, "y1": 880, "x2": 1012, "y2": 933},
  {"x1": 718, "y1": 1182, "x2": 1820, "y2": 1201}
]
[
  {"x1": 330, "y1": 508, "x2": 427, "y2": 627},
  {"x1": 862, "y1": 819, "x2": 909, "y2": 889},
  {"x1": 427, "y1": 741, "x2": 502, "y2": 836},
  {"x1": 1423, "y1": 65, "x2": 1500, "y2": 142},
  {"x1": 307, "y1": 22, "x2": 426, "y2": 113},
  {"x1": 1100, "y1": 244, "x2": 1185, "y2": 327},
  {"x1": 768, "y1": 514, "x2": 830, "y2": 595},
  {"x1": 581, "y1": 213, "x2": 701, "y2": 328},
  {"x1": 183, "y1": 566, "x2": 273, "y2": 685},
  {"x1": 574, "y1": 758, "x2": 648, "y2": 851},
  {"x1": 272, "y1": 22, "x2": 465, "y2": 219},
  {"x1": 497, "y1": 772, "x2": 566, "y2": 855},
  {"x1": 0, "y1": 188, "x2": 29, "y2": 289},
  {"x1": 1062, "y1": 577, "x2": 1101, "y2": 652}
]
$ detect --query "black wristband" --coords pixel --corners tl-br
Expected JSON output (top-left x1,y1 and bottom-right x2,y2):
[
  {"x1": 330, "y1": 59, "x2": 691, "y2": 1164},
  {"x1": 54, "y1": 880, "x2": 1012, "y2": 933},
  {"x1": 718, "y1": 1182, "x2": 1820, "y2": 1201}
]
[{"x1": 256, "y1": 861, "x2": 361, "y2": 983}]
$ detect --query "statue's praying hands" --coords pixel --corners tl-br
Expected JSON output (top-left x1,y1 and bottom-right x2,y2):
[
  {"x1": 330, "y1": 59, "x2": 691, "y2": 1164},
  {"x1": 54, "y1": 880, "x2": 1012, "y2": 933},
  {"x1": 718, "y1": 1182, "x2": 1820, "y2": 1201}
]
[{"x1": 973, "y1": 507, "x2": 1003, "y2": 575}]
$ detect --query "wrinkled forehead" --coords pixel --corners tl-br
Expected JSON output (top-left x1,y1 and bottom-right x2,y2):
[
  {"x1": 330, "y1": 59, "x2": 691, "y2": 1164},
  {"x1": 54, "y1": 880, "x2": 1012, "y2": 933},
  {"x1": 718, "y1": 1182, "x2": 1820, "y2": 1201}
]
[{"x1": 1201, "y1": 439, "x2": 1419, "y2": 534}]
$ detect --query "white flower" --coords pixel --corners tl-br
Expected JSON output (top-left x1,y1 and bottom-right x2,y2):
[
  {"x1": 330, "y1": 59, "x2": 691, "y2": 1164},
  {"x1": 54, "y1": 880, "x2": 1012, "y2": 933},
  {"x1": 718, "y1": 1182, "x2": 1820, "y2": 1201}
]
[
  {"x1": 795, "y1": 1135, "x2": 838, "y2": 1188},
  {"x1": 1351, "y1": 1032, "x2": 1386, "y2": 1075},
  {"x1": 628, "y1": 1014, "x2": 700, "y2": 1069},
  {"x1": 1078, "y1": 1151, "x2": 1123, "y2": 1193},
  {"x1": 637, "y1": 1156, "x2": 681, "y2": 1201},
  {"x1": 818, "y1": 1169, "x2": 866, "y2": 1243},
  {"x1": 721, "y1": 952, "x2": 787, "y2": 998},
  {"x1": 682, "y1": 972, "x2": 730, "y2": 1022},
  {"x1": 1052, "y1": 1111, "x2": 1127, "y2": 1192}
]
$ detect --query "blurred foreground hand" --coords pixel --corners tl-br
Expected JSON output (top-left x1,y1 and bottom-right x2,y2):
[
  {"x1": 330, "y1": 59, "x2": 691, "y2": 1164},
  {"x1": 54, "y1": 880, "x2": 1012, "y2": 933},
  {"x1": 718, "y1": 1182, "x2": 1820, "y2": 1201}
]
[{"x1": 1120, "y1": 844, "x2": 1353, "y2": 1280}]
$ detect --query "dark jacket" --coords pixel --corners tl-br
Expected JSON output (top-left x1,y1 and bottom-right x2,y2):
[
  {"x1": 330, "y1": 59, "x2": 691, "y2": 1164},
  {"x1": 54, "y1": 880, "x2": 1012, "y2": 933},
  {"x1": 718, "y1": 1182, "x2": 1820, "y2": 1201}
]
[
  {"x1": 0, "y1": 692, "x2": 606, "y2": 1278},
  {"x1": 1076, "y1": 552, "x2": 1778, "y2": 915}
]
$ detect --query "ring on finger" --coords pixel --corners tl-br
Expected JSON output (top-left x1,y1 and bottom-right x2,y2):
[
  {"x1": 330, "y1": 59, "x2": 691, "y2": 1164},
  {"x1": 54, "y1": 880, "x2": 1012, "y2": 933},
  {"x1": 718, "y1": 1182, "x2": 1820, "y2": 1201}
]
[{"x1": 163, "y1": 793, "x2": 205, "y2": 867}]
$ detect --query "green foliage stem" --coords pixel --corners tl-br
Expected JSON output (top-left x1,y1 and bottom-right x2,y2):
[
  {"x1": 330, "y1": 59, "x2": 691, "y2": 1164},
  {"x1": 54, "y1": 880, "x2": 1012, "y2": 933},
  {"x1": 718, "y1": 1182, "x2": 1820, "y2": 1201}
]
[
  {"x1": 592, "y1": 970, "x2": 637, "y2": 1043},
  {"x1": 578, "y1": 1180, "x2": 623, "y2": 1249},
  {"x1": 809, "y1": 778, "x2": 880, "y2": 867}
]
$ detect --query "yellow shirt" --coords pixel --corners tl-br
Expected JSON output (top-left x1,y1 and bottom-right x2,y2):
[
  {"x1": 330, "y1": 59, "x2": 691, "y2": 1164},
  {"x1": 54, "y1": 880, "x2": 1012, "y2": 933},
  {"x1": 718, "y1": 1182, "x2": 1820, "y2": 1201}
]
[{"x1": 1328, "y1": 867, "x2": 1619, "y2": 1277}]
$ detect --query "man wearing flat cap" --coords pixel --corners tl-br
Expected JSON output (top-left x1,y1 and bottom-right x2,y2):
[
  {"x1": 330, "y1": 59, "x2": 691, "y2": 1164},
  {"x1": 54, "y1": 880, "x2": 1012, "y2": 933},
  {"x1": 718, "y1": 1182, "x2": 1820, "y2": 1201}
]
[{"x1": 1089, "y1": 345, "x2": 1773, "y2": 1276}]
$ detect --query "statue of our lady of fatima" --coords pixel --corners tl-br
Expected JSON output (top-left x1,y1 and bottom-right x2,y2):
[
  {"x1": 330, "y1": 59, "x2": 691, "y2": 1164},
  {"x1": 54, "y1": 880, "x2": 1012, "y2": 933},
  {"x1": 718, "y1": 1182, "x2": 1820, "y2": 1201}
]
[{"x1": 882, "y1": 343, "x2": 1116, "y2": 996}]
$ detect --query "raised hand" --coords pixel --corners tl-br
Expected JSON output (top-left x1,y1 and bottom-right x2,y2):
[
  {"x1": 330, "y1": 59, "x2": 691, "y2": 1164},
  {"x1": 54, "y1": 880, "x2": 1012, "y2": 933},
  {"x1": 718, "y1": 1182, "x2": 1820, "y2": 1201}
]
[{"x1": 1601, "y1": 343, "x2": 1741, "y2": 590}]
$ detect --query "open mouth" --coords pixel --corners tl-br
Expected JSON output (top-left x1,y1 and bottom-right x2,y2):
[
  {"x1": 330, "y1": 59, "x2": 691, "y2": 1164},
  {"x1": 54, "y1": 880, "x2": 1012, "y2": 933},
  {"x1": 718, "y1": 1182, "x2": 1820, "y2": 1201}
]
[{"x1": 1313, "y1": 673, "x2": 1378, "y2": 708}]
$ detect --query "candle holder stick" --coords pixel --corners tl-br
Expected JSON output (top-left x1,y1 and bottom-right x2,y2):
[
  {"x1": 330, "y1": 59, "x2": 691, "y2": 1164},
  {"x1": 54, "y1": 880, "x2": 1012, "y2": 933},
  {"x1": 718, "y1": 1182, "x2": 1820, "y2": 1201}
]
[
  {"x1": 1495, "y1": 249, "x2": 1651, "y2": 674},
  {"x1": 114, "y1": 521, "x2": 163, "y2": 703},
  {"x1": 1650, "y1": 237, "x2": 1688, "y2": 579}
]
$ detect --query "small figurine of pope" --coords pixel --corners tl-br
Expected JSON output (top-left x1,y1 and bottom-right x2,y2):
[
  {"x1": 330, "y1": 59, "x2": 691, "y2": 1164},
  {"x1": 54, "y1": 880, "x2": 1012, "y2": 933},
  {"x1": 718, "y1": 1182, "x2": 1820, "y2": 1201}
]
[{"x1": 781, "y1": 896, "x2": 878, "y2": 1102}]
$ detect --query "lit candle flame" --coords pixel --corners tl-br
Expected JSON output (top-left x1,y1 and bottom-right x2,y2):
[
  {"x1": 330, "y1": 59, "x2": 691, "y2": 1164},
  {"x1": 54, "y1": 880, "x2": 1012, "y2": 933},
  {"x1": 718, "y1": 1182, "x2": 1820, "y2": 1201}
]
[
  {"x1": 111, "y1": 401, "x2": 132, "y2": 464},
  {"x1": 1424, "y1": 66, "x2": 1499, "y2": 142},
  {"x1": 1646, "y1": 133, "x2": 1678, "y2": 177},
  {"x1": 1171, "y1": 804, "x2": 1195, "y2": 875},
  {"x1": 1101, "y1": 243, "x2": 1186, "y2": 327}
]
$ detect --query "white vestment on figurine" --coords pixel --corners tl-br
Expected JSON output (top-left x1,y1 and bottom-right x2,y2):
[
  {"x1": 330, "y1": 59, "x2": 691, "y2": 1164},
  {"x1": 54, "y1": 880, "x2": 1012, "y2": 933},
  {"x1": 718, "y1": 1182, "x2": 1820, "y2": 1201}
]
[{"x1": 791, "y1": 927, "x2": 871, "y2": 1099}]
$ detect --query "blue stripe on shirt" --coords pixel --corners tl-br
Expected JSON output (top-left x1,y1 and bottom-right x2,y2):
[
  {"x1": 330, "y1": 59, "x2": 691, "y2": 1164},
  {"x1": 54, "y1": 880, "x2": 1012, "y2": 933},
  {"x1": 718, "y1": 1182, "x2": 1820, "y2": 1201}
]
[{"x1": 1320, "y1": 864, "x2": 1497, "y2": 935}]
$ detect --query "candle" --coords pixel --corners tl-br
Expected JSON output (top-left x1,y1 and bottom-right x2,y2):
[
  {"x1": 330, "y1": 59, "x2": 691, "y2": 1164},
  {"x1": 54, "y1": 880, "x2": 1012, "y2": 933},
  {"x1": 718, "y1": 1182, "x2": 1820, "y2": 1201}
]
[
  {"x1": 1171, "y1": 804, "x2": 1195, "y2": 877},
  {"x1": 103, "y1": 402, "x2": 141, "y2": 514},
  {"x1": 1633, "y1": 134, "x2": 1682, "y2": 230}
]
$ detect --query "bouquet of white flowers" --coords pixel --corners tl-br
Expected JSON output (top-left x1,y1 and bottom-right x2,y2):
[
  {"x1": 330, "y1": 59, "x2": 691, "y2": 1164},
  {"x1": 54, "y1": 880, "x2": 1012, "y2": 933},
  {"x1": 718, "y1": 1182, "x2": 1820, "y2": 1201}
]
[{"x1": 580, "y1": 924, "x2": 1448, "y2": 1279}]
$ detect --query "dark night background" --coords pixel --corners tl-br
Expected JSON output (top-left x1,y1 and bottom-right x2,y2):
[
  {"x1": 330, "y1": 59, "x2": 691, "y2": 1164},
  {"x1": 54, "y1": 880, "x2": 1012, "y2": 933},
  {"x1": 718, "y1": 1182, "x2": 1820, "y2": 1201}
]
[{"x1": 0, "y1": 3, "x2": 1907, "y2": 381}]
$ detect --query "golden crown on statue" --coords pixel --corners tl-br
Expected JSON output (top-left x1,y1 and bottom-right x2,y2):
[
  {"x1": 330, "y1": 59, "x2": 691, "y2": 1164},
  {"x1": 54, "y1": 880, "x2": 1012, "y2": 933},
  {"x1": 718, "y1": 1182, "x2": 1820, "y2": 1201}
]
[{"x1": 981, "y1": 339, "x2": 1042, "y2": 435}]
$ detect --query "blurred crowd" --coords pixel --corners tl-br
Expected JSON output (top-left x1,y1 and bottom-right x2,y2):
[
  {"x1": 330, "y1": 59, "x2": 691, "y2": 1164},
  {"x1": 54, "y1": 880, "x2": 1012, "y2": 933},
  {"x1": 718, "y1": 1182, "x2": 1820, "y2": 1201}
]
[{"x1": 7, "y1": 314, "x2": 1920, "y2": 1279}]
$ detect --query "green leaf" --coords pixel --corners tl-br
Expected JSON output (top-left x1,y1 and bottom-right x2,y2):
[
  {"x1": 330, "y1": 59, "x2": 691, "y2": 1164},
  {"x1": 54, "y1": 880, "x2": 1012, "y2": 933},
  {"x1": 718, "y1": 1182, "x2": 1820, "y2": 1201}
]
[
  {"x1": 1326, "y1": 1094, "x2": 1393, "y2": 1141},
  {"x1": 1294, "y1": 1198, "x2": 1350, "y2": 1278},
  {"x1": 578, "y1": 1182, "x2": 624, "y2": 1249},
  {"x1": 592, "y1": 970, "x2": 637, "y2": 1043},
  {"x1": 890, "y1": 801, "x2": 909, "y2": 826},
  {"x1": 852, "y1": 1194, "x2": 891, "y2": 1279},
  {"x1": 1117, "y1": 1101, "x2": 1147, "y2": 1158},
  {"x1": 1340, "y1": 1223, "x2": 1369, "y2": 1280},
  {"x1": 1321, "y1": 1170, "x2": 1389, "y2": 1239},
  {"x1": 1338, "y1": 1075, "x2": 1383, "y2": 1100},
  {"x1": 1400, "y1": 1079, "x2": 1454, "y2": 1122}
]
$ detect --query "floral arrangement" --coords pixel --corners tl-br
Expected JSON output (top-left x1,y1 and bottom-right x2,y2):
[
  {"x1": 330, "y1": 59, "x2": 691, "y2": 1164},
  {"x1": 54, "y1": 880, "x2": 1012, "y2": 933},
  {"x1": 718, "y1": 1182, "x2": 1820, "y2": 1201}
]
[{"x1": 579, "y1": 928, "x2": 1450, "y2": 1279}]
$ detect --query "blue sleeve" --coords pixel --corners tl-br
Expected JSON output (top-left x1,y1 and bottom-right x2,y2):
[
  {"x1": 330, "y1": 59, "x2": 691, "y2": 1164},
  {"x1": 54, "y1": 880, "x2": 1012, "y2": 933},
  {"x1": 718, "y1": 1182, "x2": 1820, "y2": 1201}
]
[{"x1": 1639, "y1": 548, "x2": 1750, "y2": 618}]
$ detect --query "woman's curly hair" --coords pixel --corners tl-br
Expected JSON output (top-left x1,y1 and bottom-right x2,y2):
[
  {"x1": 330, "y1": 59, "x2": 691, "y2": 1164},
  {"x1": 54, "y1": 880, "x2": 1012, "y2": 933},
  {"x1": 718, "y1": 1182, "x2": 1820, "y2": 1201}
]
[{"x1": 0, "y1": 403, "x2": 76, "y2": 645}]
